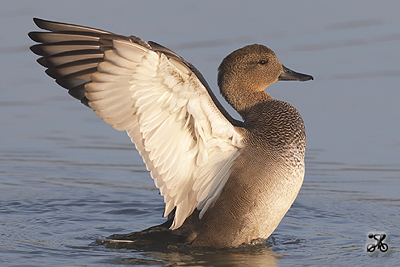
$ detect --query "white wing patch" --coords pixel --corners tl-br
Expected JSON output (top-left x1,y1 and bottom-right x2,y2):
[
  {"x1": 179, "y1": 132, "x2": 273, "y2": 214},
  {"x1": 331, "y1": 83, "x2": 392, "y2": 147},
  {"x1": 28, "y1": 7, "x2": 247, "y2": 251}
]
[{"x1": 85, "y1": 39, "x2": 243, "y2": 229}]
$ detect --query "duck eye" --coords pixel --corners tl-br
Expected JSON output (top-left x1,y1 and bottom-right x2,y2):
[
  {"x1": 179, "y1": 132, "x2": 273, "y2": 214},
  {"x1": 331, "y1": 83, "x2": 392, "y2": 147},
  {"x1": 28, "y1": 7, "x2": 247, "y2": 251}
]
[{"x1": 259, "y1": 60, "x2": 268, "y2": 65}]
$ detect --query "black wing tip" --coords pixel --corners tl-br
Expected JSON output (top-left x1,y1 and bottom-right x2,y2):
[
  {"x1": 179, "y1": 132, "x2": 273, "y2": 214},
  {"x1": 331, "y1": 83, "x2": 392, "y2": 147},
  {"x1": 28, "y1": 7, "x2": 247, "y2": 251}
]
[
  {"x1": 32, "y1": 17, "x2": 51, "y2": 30},
  {"x1": 33, "y1": 17, "x2": 41, "y2": 24},
  {"x1": 29, "y1": 44, "x2": 43, "y2": 55},
  {"x1": 36, "y1": 57, "x2": 50, "y2": 67},
  {"x1": 30, "y1": 17, "x2": 93, "y2": 110},
  {"x1": 80, "y1": 97, "x2": 90, "y2": 107},
  {"x1": 28, "y1": 31, "x2": 42, "y2": 43},
  {"x1": 33, "y1": 17, "x2": 41, "y2": 23},
  {"x1": 44, "y1": 68, "x2": 59, "y2": 79}
]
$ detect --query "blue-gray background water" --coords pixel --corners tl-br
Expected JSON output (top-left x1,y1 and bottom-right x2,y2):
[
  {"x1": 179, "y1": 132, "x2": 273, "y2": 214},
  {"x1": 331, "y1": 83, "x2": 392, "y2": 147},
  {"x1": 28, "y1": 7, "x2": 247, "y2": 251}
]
[{"x1": 1, "y1": 1, "x2": 399, "y2": 266}]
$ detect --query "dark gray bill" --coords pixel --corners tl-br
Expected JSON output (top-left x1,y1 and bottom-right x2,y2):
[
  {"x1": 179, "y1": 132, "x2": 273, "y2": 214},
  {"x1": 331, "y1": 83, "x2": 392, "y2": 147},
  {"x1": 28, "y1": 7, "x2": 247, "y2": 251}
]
[{"x1": 278, "y1": 65, "x2": 313, "y2": 81}]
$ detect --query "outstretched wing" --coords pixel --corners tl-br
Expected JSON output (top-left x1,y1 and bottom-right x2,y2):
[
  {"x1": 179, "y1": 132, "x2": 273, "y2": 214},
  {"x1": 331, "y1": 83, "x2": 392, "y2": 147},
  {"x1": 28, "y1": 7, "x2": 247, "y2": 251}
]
[{"x1": 29, "y1": 18, "x2": 244, "y2": 229}]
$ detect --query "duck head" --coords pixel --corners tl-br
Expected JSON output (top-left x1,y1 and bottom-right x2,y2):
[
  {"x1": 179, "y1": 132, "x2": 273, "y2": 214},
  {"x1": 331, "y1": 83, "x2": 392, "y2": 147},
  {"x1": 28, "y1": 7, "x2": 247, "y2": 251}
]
[{"x1": 217, "y1": 44, "x2": 313, "y2": 114}]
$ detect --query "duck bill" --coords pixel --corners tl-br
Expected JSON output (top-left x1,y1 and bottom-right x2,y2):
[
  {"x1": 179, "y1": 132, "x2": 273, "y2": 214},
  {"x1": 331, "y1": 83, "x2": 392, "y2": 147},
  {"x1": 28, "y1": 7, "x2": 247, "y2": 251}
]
[{"x1": 278, "y1": 65, "x2": 313, "y2": 81}]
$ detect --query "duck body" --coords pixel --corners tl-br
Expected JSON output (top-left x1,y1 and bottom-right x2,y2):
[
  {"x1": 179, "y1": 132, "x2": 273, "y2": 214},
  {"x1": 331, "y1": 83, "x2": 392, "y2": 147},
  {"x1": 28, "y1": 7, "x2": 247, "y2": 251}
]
[
  {"x1": 182, "y1": 99, "x2": 306, "y2": 247},
  {"x1": 29, "y1": 18, "x2": 312, "y2": 248}
]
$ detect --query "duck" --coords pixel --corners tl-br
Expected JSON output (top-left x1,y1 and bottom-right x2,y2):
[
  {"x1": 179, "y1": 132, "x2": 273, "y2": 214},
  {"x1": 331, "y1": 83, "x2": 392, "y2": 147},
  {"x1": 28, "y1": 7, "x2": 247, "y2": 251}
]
[{"x1": 29, "y1": 18, "x2": 313, "y2": 248}]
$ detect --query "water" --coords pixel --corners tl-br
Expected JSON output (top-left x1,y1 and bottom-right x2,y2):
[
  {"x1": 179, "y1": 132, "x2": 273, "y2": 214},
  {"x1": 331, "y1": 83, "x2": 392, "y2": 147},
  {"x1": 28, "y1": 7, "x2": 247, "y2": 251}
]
[{"x1": 1, "y1": 1, "x2": 399, "y2": 266}]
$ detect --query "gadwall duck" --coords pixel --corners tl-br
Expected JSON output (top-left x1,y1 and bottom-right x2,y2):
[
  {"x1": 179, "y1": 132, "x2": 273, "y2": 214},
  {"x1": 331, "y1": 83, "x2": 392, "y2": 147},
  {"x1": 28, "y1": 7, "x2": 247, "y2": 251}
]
[{"x1": 29, "y1": 18, "x2": 313, "y2": 248}]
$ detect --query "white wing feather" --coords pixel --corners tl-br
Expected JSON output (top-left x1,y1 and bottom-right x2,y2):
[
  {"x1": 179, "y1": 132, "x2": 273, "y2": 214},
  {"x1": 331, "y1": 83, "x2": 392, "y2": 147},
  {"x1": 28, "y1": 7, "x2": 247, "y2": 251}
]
[{"x1": 85, "y1": 39, "x2": 243, "y2": 229}]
